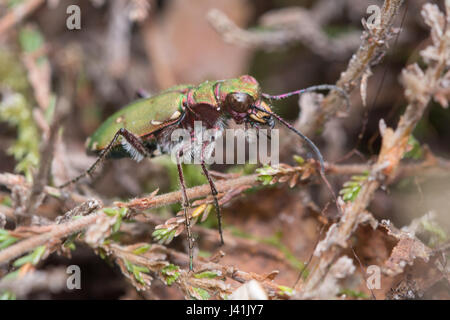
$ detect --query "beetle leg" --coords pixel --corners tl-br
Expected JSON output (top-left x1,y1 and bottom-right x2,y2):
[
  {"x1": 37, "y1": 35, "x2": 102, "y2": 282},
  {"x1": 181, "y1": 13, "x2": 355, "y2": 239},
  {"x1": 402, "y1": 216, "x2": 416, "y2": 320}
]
[
  {"x1": 176, "y1": 149, "x2": 194, "y2": 271},
  {"x1": 200, "y1": 146, "x2": 224, "y2": 246},
  {"x1": 255, "y1": 124, "x2": 271, "y2": 141},
  {"x1": 58, "y1": 128, "x2": 149, "y2": 188}
]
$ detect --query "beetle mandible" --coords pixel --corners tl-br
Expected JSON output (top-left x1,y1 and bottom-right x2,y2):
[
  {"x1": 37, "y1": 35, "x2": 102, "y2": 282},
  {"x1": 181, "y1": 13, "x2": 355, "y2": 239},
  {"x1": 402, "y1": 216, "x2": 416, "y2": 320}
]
[{"x1": 59, "y1": 75, "x2": 349, "y2": 271}]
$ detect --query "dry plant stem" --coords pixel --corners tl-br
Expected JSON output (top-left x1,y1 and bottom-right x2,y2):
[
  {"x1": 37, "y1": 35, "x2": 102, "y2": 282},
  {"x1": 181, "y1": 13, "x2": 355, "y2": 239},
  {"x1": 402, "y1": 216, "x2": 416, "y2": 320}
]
[
  {"x1": 301, "y1": 6, "x2": 448, "y2": 297},
  {"x1": 0, "y1": 0, "x2": 45, "y2": 36},
  {"x1": 1, "y1": 151, "x2": 448, "y2": 213},
  {"x1": 119, "y1": 157, "x2": 450, "y2": 211},
  {"x1": 118, "y1": 174, "x2": 259, "y2": 210},
  {"x1": 0, "y1": 175, "x2": 257, "y2": 266},
  {"x1": 328, "y1": 153, "x2": 450, "y2": 178},
  {"x1": 26, "y1": 116, "x2": 61, "y2": 215},
  {"x1": 1, "y1": 152, "x2": 449, "y2": 266},
  {"x1": 0, "y1": 211, "x2": 103, "y2": 266},
  {"x1": 1, "y1": 152, "x2": 448, "y2": 211},
  {"x1": 0, "y1": 173, "x2": 90, "y2": 204},
  {"x1": 300, "y1": 0, "x2": 405, "y2": 136}
]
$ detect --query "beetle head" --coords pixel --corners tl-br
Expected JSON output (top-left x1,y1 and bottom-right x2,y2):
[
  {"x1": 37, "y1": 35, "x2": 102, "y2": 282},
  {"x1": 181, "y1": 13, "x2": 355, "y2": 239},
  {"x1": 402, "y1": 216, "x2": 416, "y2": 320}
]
[
  {"x1": 224, "y1": 93, "x2": 274, "y2": 128},
  {"x1": 225, "y1": 92, "x2": 254, "y2": 113},
  {"x1": 218, "y1": 75, "x2": 274, "y2": 127}
]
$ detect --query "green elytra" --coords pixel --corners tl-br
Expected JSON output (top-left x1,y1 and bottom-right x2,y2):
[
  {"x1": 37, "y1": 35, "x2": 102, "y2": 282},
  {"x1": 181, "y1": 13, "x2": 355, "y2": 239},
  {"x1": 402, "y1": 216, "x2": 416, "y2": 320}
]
[{"x1": 86, "y1": 75, "x2": 261, "y2": 156}]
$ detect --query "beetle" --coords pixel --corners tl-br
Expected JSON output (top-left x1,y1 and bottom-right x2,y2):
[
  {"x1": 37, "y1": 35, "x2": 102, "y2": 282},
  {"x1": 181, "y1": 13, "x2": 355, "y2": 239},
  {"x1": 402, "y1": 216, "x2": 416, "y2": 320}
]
[{"x1": 59, "y1": 75, "x2": 349, "y2": 270}]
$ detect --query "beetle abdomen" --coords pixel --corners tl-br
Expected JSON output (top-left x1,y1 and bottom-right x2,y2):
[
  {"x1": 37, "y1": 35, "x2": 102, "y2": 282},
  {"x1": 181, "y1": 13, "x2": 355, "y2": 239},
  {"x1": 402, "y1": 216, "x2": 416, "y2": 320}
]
[{"x1": 86, "y1": 91, "x2": 185, "y2": 154}]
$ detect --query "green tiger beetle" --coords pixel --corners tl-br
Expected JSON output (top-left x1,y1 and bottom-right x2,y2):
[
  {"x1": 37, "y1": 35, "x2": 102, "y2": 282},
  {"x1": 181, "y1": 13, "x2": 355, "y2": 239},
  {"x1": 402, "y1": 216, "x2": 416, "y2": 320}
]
[{"x1": 59, "y1": 75, "x2": 349, "y2": 270}]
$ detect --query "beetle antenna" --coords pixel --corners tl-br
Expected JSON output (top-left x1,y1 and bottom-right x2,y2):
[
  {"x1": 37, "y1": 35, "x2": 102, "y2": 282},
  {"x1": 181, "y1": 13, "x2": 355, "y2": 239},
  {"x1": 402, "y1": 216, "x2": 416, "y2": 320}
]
[
  {"x1": 262, "y1": 84, "x2": 350, "y2": 112},
  {"x1": 254, "y1": 106, "x2": 325, "y2": 173},
  {"x1": 253, "y1": 105, "x2": 337, "y2": 203}
]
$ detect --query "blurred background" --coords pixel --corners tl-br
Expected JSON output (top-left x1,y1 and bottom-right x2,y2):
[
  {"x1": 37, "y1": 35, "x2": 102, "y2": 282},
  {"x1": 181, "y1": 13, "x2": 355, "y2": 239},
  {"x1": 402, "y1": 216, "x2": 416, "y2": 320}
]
[{"x1": 0, "y1": 0, "x2": 449, "y2": 299}]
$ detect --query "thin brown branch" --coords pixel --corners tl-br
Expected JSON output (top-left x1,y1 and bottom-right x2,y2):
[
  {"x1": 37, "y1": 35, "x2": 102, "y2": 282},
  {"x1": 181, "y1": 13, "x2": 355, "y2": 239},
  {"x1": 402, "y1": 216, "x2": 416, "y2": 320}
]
[
  {"x1": 116, "y1": 174, "x2": 259, "y2": 210},
  {"x1": 0, "y1": 0, "x2": 45, "y2": 37},
  {"x1": 300, "y1": 2, "x2": 449, "y2": 298},
  {"x1": 0, "y1": 211, "x2": 103, "y2": 266},
  {"x1": 25, "y1": 116, "x2": 60, "y2": 216},
  {"x1": 299, "y1": 0, "x2": 405, "y2": 137},
  {"x1": 1, "y1": 152, "x2": 448, "y2": 267}
]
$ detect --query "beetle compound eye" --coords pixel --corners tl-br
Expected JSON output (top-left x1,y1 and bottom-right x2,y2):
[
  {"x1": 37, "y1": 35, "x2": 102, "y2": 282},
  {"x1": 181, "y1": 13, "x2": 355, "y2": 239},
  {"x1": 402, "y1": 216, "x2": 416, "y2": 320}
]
[{"x1": 226, "y1": 92, "x2": 252, "y2": 113}]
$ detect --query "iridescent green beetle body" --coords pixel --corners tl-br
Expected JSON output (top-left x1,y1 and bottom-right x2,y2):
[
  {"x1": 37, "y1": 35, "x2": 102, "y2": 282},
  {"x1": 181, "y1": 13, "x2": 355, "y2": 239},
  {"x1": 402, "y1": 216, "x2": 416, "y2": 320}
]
[
  {"x1": 85, "y1": 75, "x2": 271, "y2": 160},
  {"x1": 62, "y1": 74, "x2": 345, "y2": 271},
  {"x1": 86, "y1": 87, "x2": 189, "y2": 157}
]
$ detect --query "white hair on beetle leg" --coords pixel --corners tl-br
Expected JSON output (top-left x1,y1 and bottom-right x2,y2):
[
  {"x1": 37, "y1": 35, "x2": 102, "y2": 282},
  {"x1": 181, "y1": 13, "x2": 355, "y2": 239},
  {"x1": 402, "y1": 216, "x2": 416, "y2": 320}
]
[
  {"x1": 121, "y1": 139, "x2": 145, "y2": 162},
  {"x1": 203, "y1": 128, "x2": 223, "y2": 161}
]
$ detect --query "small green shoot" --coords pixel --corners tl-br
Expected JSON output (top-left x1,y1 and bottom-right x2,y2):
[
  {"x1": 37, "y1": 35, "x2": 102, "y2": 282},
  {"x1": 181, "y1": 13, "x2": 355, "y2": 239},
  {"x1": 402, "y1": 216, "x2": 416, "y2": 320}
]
[
  {"x1": 293, "y1": 155, "x2": 305, "y2": 165},
  {"x1": 103, "y1": 207, "x2": 128, "y2": 233},
  {"x1": 191, "y1": 287, "x2": 210, "y2": 300},
  {"x1": 339, "y1": 171, "x2": 369, "y2": 202},
  {"x1": 132, "y1": 244, "x2": 151, "y2": 255},
  {"x1": 161, "y1": 264, "x2": 180, "y2": 286},
  {"x1": 278, "y1": 285, "x2": 294, "y2": 296},
  {"x1": 152, "y1": 228, "x2": 176, "y2": 244},
  {"x1": 124, "y1": 260, "x2": 150, "y2": 285},
  {"x1": 256, "y1": 165, "x2": 279, "y2": 185},
  {"x1": 0, "y1": 229, "x2": 18, "y2": 250},
  {"x1": 338, "y1": 289, "x2": 369, "y2": 299},
  {"x1": 194, "y1": 270, "x2": 221, "y2": 279},
  {"x1": 403, "y1": 135, "x2": 423, "y2": 160},
  {"x1": 13, "y1": 245, "x2": 46, "y2": 267}
]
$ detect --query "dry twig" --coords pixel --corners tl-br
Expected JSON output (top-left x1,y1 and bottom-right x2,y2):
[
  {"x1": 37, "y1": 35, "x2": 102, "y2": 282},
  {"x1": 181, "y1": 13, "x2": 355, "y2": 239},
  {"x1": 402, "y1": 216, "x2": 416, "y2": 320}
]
[
  {"x1": 298, "y1": 0, "x2": 406, "y2": 137},
  {"x1": 0, "y1": 0, "x2": 45, "y2": 37},
  {"x1": 300, "y1": 1, "x2": 450, "y2": 299}
]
